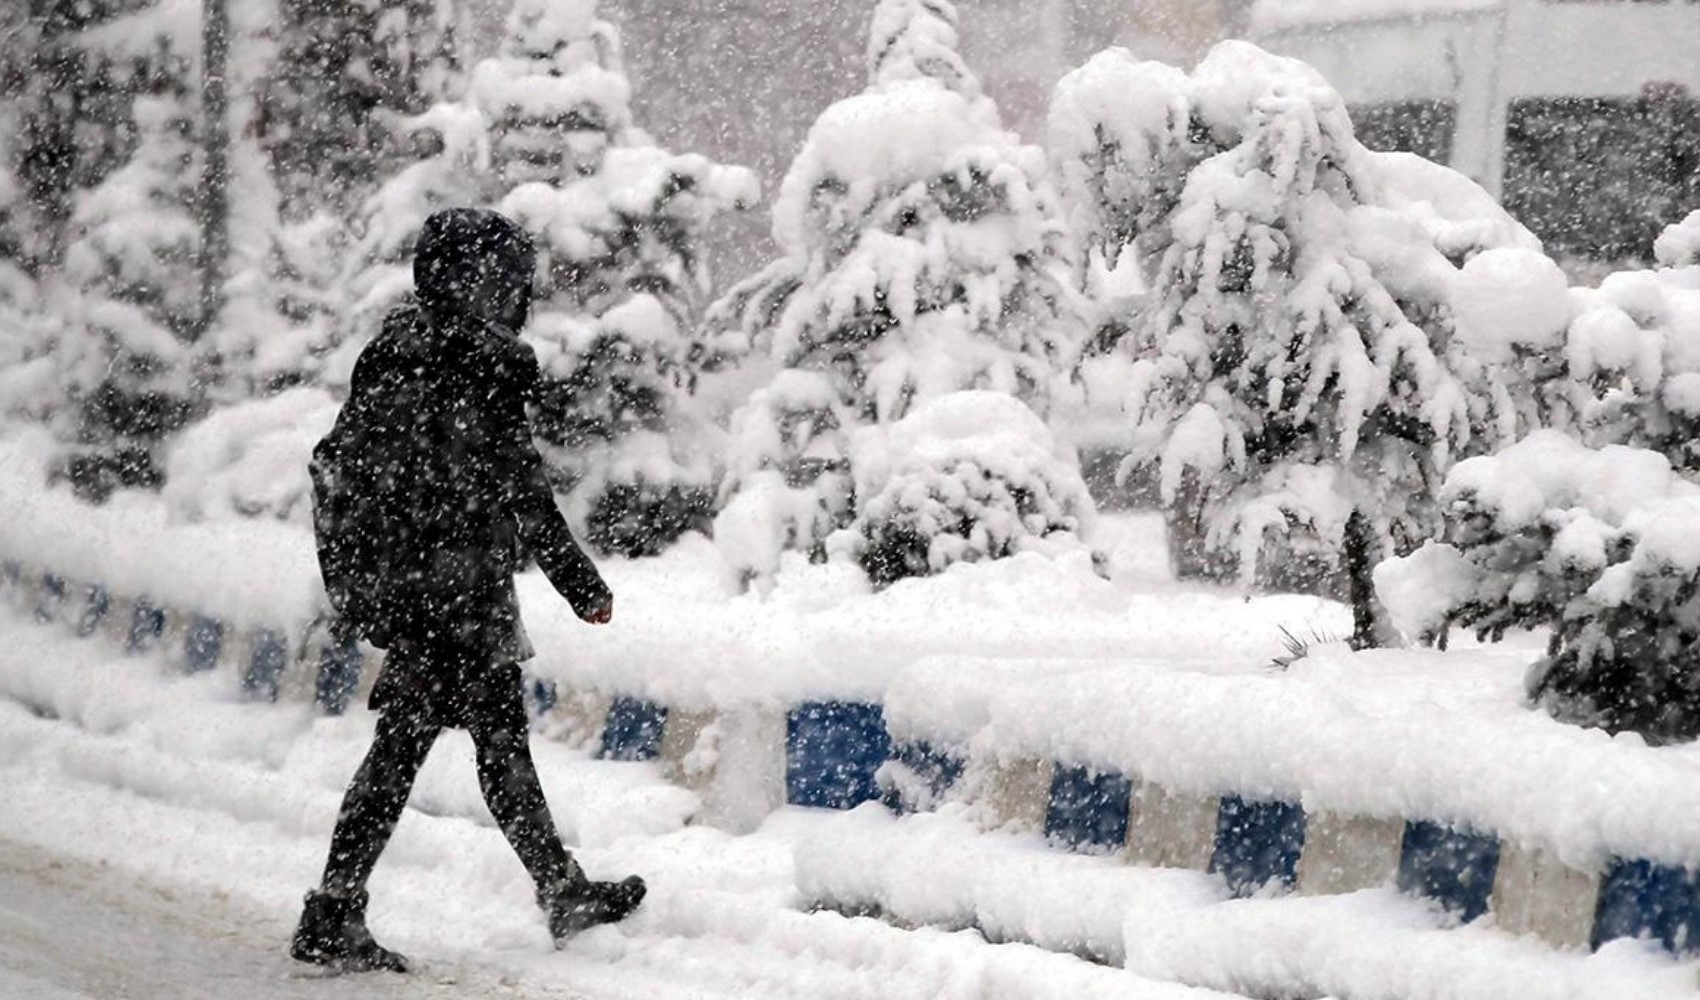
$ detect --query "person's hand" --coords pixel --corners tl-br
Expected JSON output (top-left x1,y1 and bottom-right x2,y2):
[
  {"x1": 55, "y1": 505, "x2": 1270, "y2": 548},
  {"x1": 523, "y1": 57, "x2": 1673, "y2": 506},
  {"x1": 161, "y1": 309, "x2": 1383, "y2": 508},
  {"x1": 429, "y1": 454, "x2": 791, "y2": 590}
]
[{"x1": 583, "y1": 597, "x2": 612, "y2": 625}]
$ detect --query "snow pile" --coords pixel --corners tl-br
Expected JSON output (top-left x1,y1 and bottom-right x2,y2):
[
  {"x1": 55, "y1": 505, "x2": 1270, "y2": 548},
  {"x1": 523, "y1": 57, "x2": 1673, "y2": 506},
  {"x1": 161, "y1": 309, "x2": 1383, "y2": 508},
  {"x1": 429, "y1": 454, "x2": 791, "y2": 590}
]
[
  {"x1": 1050, "y1": 41, "x2": 1546, "y2": 619},
  {"x1": 1561, "y1": 219, "x2": 1700, "y2": 473},
  {"x1": 845, "y1": 392, "x2": 1097, "y2": 586},
  {"x1": 161, "y1": 387, "x2": 339, "y2": 525},
  {"x1": 1654, "y1": 210, "x2": 1700, "y2": 268},
  {"x1": 1376, "y1": 431, "x2": 1700, "y2": 742},
  {"x1": 709, "y1": 0, "x2": 1083, "y2": 588},
  {"x1": 0, "y1": 429, "x2": 325, "y2": 630}
]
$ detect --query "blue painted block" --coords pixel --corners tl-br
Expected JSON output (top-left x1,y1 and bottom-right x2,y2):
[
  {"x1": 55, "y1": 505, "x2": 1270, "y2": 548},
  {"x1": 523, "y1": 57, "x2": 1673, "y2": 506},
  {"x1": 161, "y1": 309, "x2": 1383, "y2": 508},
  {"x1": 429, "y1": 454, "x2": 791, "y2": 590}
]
[
  {"x1": 881, "y1": 740, "x2": 966, "y2": 813},
  {"x1": 524, "y1": 675, "x2": 558, "y2": 721},
  {"x1": 1591, "y1": 858, "x2": 1700, "y2": 955},
  {"x1": 1210, "y1": 795, "x2": 1306, "y2": 897},
  {"x1": 34, "y1": 573, "x2": 66, "y2": 622},
  {"x1": 1397, "y1": 819, "x2": 1501, "y2": 923},
  {"x1": 242, "y1": 629, "x2": 288, "y2": 702},
  {"x1": 315, "y1": 638, "x2": 363, "y2": 715},
  {"x1": 786, "y1": 701, "x2": 891, "y2": 810},
  {"x1": 1045, "y1": 765, "x2": 1133, "y2": 853},
  {"x1": 598, "y1": 696, "x2": 668, "y2": 762},
  {"x1": 77, "y1": 585, "x2": 109, "y2": 638},
  {"x1": 126, "y1": 601, "x2": 165, "y2": 653},
  {"x1": 183, "y1": 615, "x2": 223, "y2": 674}
]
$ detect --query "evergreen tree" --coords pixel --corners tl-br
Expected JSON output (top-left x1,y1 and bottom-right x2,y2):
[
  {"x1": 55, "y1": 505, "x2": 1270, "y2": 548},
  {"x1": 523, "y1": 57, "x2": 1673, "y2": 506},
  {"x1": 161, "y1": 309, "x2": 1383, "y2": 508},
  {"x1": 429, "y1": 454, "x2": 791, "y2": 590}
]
[
  {"x1": 8, "y1": 2, "x2": 177, "y2": 272},
  {"x1": 707, "y1": 0, "x2": 1085, "y2": 588},
  {"x1": 258, "y1": 0, "x2": 466, "y2": 221},
  {"x1": 1089, "y1": 43, "x2": 1553, "y2": 644},
  {"x1": 54, "y1": 86, "x2": 204, "y2": 500},
  {"x1": 481, "y1": 0, "x2": 757, "y2": 557}
]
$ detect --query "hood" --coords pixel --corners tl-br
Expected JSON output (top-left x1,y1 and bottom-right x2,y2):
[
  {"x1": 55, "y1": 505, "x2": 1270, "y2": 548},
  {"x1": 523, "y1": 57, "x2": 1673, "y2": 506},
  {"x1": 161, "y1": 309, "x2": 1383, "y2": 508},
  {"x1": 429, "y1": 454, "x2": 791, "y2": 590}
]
[{"x1": 413, "y1": 208, "x2": 537, "y2": 332}]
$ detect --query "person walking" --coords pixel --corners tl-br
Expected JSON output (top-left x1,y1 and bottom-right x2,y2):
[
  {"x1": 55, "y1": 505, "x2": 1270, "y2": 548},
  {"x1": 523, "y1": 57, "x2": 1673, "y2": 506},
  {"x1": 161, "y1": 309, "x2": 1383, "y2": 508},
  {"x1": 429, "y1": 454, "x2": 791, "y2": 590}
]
[{"x1": 292, "y1": 208, "x2": 645, "y2": 973}]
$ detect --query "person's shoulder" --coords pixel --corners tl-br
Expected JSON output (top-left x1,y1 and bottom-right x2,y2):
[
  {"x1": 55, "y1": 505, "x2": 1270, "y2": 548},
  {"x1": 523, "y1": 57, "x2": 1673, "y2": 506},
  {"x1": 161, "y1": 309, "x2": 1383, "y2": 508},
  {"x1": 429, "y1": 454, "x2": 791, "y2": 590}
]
[
  {"x1": 349, "y1": 306, "x2": 422, "y2": 386},
  {"x1": 469, "y1": 321, "x2": 541, "y2": 397}
]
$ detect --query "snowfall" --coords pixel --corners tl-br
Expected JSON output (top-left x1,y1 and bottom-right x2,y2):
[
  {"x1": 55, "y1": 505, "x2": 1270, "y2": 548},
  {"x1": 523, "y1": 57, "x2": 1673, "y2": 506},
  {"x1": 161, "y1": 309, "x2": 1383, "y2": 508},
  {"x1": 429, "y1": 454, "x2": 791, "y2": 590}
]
[{"x1": 3, "y1": 427, "x2": 1700, "y2": 1000}]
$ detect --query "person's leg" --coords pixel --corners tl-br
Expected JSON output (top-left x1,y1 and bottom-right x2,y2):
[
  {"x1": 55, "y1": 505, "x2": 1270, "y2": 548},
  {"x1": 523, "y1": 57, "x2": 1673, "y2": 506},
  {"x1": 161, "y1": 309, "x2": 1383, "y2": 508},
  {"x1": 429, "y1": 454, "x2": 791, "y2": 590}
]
[
  {"x1": 466, "y1": 672, "x2": 645, "y2": 941},
  {"x1": 294, "y1": 709, "x2": 440, "y2": 971},
  {"x1": 320, "y1": 710, "x2": 442, "y2": 895},
  {"x1": 468, "y1": 713, "x2": 583, "y2": 892}
]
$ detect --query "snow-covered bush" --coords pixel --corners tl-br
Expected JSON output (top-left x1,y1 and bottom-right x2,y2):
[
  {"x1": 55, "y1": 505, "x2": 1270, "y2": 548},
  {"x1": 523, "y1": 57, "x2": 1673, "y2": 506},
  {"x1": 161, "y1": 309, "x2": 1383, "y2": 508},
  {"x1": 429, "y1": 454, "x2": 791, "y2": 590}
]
[
  {"x1": 1068, "y1": 42, "x2": 1551, "y2": 641},
  {"x1": 162, "y1": 386, "x2": 338, "y2": 524},
  {"x1": 54, "y1": 88, "x2": 204, "y2": 501},
  {"x1": 1376, "y1": 432, "x2": 1700, "y2": 743},
  {"x1": 1559, "y1": 214, "x2": 1700, "y2": 473},
  {"x1": 709, "y1": 0, "x2": 1085, "y2": 588},
  {"x1": 712, "y1": 370, "x2": 855, "y2": 588},
  {"x1": 845, "y1": 392, "x2": 1095, "y2": 586}
]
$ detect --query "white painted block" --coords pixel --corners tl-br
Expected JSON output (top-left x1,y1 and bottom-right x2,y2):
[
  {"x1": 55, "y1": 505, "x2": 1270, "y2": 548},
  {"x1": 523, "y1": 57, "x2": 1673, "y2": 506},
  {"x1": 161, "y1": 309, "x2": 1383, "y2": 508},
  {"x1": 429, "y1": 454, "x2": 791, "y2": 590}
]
[
  {"x1": 1492, "y1": 840, "x2": 1600, "y2": 950},
  {"x1": 1296, "y1": 810, "x2": 1405, "y2": 896},
  {"x1": 668, "y1": 706, "x2": 786, "y2": 834},
  {"x1": 982, "y1": 756, "x2": 1055, "y2": 832},
  {"x1": 1125, "y1": 780, "x2": 1218, "y2": 871},
  {"x1": 538, "y1": 686, "x2": 613, "y2": 751}
]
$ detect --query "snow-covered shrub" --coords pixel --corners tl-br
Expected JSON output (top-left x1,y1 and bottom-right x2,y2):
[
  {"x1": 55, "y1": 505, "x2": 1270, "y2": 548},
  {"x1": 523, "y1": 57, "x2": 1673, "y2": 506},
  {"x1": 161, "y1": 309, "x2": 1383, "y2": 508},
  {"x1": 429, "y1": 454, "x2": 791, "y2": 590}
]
[
  {"x1": 1559, "y1": 214, "x2": 1700, "y2": 473},
  {"x1": 712, "y1": 370, "x2": 855, "y2": 589},
  {"x1": 709, "y1": 0, "x2": 1085, "y2": 588},
  {"x1": 845, "y1": 392, "x2": 1095, "y2": 586},
  {"x1": 162, "y1": 386, "x2": 338, "y2": 524},
  {"x1": 1376, "y1": 431, "x2": 1700, "y2": 743},
  {"x1": 54, "y1": 89, "x2": 204, "y2": 501},
  {"x1": 1068, "y1": 42, "x2": 1551, "y2": 641}
]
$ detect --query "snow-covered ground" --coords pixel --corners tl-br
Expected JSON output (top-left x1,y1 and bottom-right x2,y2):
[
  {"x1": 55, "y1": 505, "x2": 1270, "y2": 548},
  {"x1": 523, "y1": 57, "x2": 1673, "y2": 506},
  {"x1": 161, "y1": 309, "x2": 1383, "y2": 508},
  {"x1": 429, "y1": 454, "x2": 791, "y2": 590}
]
[{"x1": 5, "y1": 509, "x2": 1700, "y2": 996}]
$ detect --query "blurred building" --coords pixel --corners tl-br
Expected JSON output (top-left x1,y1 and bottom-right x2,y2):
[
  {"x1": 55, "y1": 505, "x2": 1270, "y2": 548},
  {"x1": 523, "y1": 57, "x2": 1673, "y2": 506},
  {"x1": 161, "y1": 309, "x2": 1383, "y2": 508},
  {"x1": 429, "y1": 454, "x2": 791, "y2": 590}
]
[{"x1": 1252, "y1": 0, "x2": 1700, "y2": 262}]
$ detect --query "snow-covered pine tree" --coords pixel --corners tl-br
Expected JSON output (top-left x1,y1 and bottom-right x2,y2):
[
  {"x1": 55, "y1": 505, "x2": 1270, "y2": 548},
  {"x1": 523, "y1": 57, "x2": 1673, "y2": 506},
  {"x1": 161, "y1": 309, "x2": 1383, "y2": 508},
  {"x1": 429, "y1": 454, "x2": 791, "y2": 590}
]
[
  {"x1": 55, "y1": 82, "x2": 204, "y2": 501},
  {"x1": 259, "y1": 0, "x2": 467, "y2": 220},
  {"x1": 6, "y1": 2, "x2": 181, "y2": 271},
  {"x1": 480, "y1": 0, "x2": 757, "y2": 557},
  {"x1": 707, "y1": 0, "x2": 1086, "y2": 588},
  {"x1": 1099, "y1": 42, "x2": 1555, "y2": 644}
]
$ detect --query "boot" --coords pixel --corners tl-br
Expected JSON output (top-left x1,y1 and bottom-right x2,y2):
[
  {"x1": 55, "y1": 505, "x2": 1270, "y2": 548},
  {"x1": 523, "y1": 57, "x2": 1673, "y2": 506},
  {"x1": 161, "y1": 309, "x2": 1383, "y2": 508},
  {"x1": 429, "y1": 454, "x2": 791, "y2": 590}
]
[
  {"x1": 542, "y1": 875, "x2": 647, "y2": 942},
  {"x1": 291, "y1": 889, "x2": 410, "y2": 973}
]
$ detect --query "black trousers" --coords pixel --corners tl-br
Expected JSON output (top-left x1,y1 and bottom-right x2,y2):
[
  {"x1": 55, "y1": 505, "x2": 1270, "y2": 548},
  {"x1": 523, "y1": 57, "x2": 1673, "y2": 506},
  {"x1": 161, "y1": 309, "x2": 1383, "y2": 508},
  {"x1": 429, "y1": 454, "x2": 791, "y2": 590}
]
[{"x1": 317, "y1": 662, "x2": 582, "y2": 902}]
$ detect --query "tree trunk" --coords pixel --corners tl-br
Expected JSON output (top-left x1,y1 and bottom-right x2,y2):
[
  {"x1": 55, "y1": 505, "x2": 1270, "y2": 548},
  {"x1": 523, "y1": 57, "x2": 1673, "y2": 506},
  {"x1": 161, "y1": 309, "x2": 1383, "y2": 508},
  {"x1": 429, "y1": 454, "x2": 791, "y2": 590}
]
[
  {"x1": 194, "y1": 0, "x2": 229, "y2": 341},
  {"x1": 1343, "y1": 507, "x2": 1390, "y2": 649}
]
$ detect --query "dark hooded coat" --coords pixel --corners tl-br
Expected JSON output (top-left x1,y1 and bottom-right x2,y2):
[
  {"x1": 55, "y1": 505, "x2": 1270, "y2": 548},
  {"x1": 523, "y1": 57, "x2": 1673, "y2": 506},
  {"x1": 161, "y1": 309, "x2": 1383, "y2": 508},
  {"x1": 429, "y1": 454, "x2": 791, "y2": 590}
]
[{"x1": 316, "y1": 208, "x2": 610, "y2": 727}]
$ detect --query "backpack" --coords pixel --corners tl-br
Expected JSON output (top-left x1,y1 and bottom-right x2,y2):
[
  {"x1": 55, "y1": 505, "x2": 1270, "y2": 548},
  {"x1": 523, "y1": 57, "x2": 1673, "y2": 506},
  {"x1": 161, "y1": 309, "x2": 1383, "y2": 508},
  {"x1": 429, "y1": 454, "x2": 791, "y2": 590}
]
[{"x1": 310, "y1": 424, "x2": 395, "y2": 646}]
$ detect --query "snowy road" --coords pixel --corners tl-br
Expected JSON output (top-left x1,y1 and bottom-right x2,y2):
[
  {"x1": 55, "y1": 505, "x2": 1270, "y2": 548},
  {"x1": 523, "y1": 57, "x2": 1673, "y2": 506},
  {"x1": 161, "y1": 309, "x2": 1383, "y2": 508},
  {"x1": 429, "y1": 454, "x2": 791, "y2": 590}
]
[{"x1": 0, "y1": 837, "x2": 590, "y2": 1000}]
